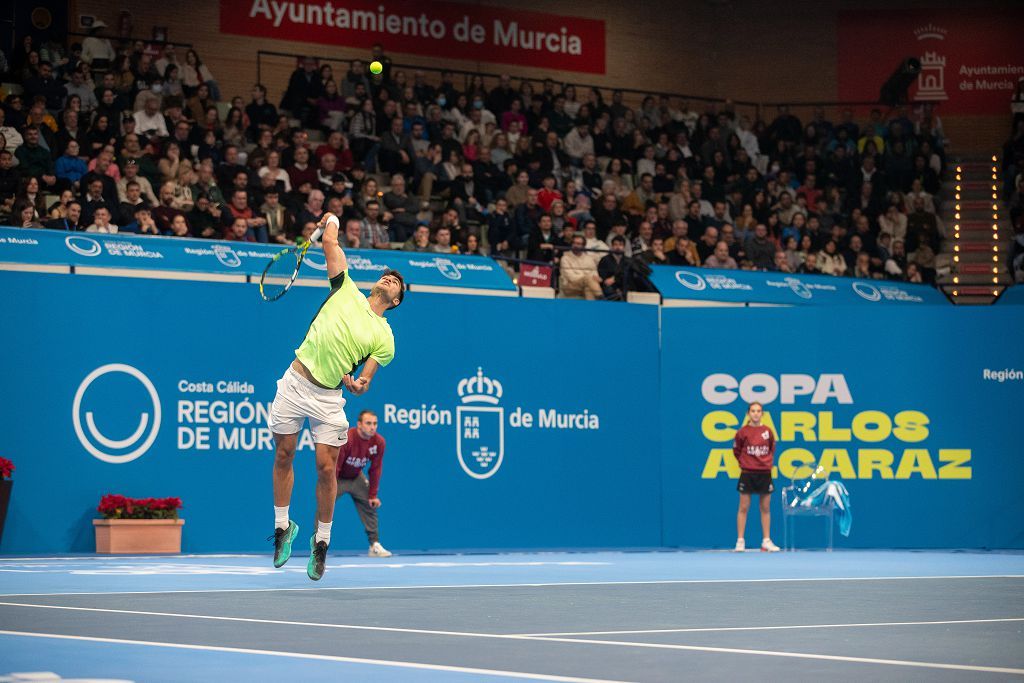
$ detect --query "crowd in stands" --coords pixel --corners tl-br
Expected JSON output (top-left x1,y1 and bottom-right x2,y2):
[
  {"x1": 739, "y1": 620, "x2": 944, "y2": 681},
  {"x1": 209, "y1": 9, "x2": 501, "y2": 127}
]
[{"x1": 0, "y1": 24, "x2": 954, "y2": 299}]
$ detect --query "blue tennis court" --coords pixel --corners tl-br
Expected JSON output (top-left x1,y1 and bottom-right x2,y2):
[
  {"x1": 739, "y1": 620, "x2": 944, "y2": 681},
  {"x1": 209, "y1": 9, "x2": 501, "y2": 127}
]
[{"x1": 2, "y1": 550, "x2": 1022, "y2": 681}]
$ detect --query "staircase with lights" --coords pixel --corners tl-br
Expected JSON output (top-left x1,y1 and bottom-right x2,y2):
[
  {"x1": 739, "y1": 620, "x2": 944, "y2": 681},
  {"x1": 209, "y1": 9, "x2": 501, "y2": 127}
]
[{"x1": 941, "y1": 156, "x2": 1014, "y2": 304}]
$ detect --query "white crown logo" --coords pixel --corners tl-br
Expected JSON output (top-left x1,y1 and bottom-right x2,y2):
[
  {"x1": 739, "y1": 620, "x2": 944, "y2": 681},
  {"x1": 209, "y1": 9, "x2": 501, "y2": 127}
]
[
  {"x1": 458, "y1": 368, "x2": 503, "y2": 405},
  {"x1": 914, "y1": 23, "x2": 947, "y2": 41}
]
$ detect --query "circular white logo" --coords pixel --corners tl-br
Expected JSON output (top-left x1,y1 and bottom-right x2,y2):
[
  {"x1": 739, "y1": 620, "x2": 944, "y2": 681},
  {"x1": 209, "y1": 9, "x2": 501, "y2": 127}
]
[
  {"x1": 435, "y1": 258, "x2": 463, "y2": 280},
  {"x1": 786, "y1": 277, "x2": 813, "y2": 299},
  {"x1": 65, "y1": 235, "x2": 101, "y2": 257},
  {"x1": 675, "y1": 270, "x2": 707, "y2": 291},
  {"x1": 303, "y1": 251, "x2": 327, "y2": 271},
  {"x1": 852, "y1": 282, "x2": 882, "y2": 302},
  {"x1": 72, "y1": 364, "x2": 161, "y2": 464},
  {"x1": 212, "y1": 245, "x2": 241, "y2": 268}
]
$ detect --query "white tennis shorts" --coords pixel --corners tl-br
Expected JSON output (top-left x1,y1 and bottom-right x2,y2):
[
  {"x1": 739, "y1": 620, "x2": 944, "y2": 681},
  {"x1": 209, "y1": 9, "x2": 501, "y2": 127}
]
[{"x1": 268, "y1": 367, "x2": 350, "y2": 447}]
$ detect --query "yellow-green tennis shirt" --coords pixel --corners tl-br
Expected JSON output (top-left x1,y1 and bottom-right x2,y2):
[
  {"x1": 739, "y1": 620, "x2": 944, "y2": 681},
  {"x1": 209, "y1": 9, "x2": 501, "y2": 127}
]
[{"x1": 295, "y1": 270, "x2": 395, "y2": 388}]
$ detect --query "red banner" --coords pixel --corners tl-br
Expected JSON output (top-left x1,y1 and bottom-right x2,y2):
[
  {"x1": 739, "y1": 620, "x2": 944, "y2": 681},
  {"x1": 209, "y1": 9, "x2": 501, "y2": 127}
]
[
  {"x1": 518, "y1": 264, "x2": 552, "y2": 287},
  {"x1": 838, "y1": 9, "x2": 1024, "y2": 115},
  {"x1": 220, "y1": 0, "x2": 605, "y2": 74}
]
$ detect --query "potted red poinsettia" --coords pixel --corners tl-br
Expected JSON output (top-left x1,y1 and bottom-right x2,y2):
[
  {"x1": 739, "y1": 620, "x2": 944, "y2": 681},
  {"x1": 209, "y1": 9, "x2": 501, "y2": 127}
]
[
  {"x1": 94, "y1": 494, "x2": 184, "y2": 554},
  {"x1": 0, "y1": 457, "x2": 13, "y2": 545}
]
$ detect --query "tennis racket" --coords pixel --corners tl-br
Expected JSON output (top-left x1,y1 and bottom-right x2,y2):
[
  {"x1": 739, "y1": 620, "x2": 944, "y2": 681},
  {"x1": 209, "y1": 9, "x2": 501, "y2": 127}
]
[{"x1": 259, "y1": 240, "x2": 314, "y2": 301}]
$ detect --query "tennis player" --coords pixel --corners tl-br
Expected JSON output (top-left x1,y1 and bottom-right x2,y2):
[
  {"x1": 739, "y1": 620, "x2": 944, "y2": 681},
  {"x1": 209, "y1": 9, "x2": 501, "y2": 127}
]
[
  {"x1": 268, "y1": 211, "x2": 404, "y2": 580},
  {"x1": 733, "y1": 402, "x2": 780, "y2": 552}
]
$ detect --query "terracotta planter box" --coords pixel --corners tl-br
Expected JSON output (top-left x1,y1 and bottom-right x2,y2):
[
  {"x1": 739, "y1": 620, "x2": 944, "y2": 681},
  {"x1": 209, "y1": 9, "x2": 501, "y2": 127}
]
[{"x1": 94, "y1": 518, "x2": 184, "y2": 554}]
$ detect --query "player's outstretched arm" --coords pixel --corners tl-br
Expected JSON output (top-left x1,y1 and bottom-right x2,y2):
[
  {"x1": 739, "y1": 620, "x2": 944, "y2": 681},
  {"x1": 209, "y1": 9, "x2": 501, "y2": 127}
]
[{"x1": 314, "y1": 212, "x2": 348, "y2": 279}]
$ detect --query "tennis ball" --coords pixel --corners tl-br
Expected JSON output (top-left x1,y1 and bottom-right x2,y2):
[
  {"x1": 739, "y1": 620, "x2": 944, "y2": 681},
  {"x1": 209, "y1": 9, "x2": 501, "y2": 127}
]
[{"x1": 370, "y1": 60, "x2": 383, "y2": 75}]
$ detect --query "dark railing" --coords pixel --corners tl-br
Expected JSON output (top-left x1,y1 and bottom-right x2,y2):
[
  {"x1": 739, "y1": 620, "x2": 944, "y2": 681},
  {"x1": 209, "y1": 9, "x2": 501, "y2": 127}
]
[
  {"x1": 255, "y1": 48, "x2": 929, "y2": 122},
  {"x1": 256, "y1": 48, "x2": 765, "y2": 115},
  {"x1": 67, "y1": 31, "x2": 193, "y2": 49}
]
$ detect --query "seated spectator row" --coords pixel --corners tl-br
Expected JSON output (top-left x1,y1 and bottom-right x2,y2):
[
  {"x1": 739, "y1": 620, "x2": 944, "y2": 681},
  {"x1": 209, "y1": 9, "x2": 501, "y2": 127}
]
[{"x1": 0, "y1": 29, "x2": 952, "y2": 299}]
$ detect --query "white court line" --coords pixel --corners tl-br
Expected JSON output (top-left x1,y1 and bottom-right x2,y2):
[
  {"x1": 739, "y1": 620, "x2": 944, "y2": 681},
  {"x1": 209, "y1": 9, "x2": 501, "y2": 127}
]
[
  {"x1": 0, "y1": 573, "x2": 1021, "y2": 597},
  {"x1": 516, "y1": 616, "x2": 1024, "y2": 637},
  {"x1": 2, "y1": 602, "x2": 1023, "y2": 675},
  {"x1": 523, "y1": 635, "x2": 1024, "y2": 676},
  {"x1": 0, "y1": 630, "x2": 625, "y2": 683},
  {"x1": 0, "y1": 601, "x2": 555, "y2": 640}
]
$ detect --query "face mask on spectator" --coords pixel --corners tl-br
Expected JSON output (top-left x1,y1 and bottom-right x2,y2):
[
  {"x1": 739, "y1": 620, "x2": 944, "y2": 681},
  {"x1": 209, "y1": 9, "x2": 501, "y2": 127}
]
[{"x1": 436, "y1": 96, "x2": 446, "y2": 107}]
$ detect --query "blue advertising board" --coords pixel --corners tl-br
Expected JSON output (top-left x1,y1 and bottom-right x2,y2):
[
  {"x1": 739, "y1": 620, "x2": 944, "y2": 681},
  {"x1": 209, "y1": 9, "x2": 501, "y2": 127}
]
[
  {"x1": 998, "y1": 284, "x2": 1024, "y2": 305},
  {"x1": 659, "y1": 306, "x2": 1024, "y2": 549},
  {"x1": 649, "y1": 264, "x2": 948, "y2": 306},
  {"x1": 0, "y1": 270, "x2": 657, "y2": 553},
  {"x1": 0, "y1": 227, "x2": 516, "y2": 291}
]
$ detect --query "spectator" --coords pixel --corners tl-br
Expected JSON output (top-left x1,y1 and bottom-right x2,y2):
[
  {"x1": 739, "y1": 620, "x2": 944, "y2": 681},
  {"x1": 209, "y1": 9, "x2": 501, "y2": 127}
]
[
  {"x1": 80, "y1": 21, "x2": 115, "y2": 69},
  {"x1": 631, "y1": 221, "x2": 654, "y2": 255},
  {"x1": 527, "y1": 213, "x2": 560, "y2": 263},
  {"x1": 597, "y1": 234, "x2": 628, "y2": 299},
  {"x1": 906, "y1": 197, "x2": 941, "y2": 253},
  {"x1": 281, "y1": 57, "x2": 322, "y2": 126},
  {"x1": 878, "y1": 203, "x2": 907, "y2": 243},
  {"x1": 133, "y1": 94, "x2": 168, "y2": 138},
  {"x1": 24, "y1": 60, "x2": 66, "y2": 113},
  {"x1": 641, "y1": 236, "x2": 669, "y2": 266},
  {"x1": 258, "y1": 150, "x2": 292, "y2": 193},
  {"x1": 85, "y1": 205, "x2": 117, "y2": 233},
  {"x1": 773, "y1": 250, "x2": 793, "y2": 273},
  {"x1": 744, "y1": 224, "x2": 775, "y2": 270},
  {"x1": 181, "y1": 49, "x2": 218, "y2": 100},
  {"x1": 316, "y1": 79, "x2": 346, "y2": 131},
  {"x1": 246, "y1": 83, "x2": 278, "y2": 140},
  {"x1": 559, "y1": 233, "x2": 602, "y2": 300},
  {"x1": 187, "y1": 193, "x2": 222, "y2": 239},
  {"x1": 704, "y1": 240, "x2": 738, "y2": 269},
  {"x1": 798, "y1": 252, "x2": 819, "y2": 274},
  {"x1": 12, "y1": 199, "x2": 43, "y2": 228},
  {"x1": 382, "y1": 174, "x2": 419, "y2": 241},
  {"x1": 117, "y1": 180, "x2": 150, "y2": 225},
  {"x1": 402, "y1": 222, "x2": 431, "y2": 251},
  {"x1": 223, "y1": 188, "x2": 267, "y2": 242},
  {"x1": 44, "y1": 199, "x2": 82, "y2": 231},
  {"x1": 224, "y1": 215, "x2": 255, "y2": 242},
  {"x1": 359, "y1": 200, "x2": 391, "y2": 247},
  {"x1": 667, "y1": 232, "x2": 699, "y2": 266},
  {"x1": 817, "y1": 240, "x2": 846, "y2": 276},
  {"x1": 486, "y1": 197, "x2": 514, "y2": 256},
  {"x1": 65, "y1": 67, "x2": 98, "y2": 115},
  {"x1": 460, "y1": 232, "x2": 484, "y2": 256},
  {"x1": 563, "y1": 118, "x2": 593, "y2": 164},
  {"x1": 432, "y1": 225, "x2": 457, "y2": 253},
  {"x1": 695, "y1": 226, "x2": 719, "y2": 262},
  {"x1": 55, "y1": 139, "x2": 88, "y2": 190},
  {"x1": 15, "y1": 126, "x2": 57, "y2": 192}
]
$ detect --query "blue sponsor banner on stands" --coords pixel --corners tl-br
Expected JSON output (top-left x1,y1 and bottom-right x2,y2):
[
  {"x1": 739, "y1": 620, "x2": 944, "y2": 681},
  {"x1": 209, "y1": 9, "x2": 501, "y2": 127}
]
[
  {"x1": 649, "y1": 264, "x2": 948, "y2": 305},
  {"x1": 0, "y1": 227, "x2": 515, "y2": 291},
  {"x1": 998, "y1": 284, "x2": 1024, "y2": 305},
  {"x1": 0, "y1": 270, "x2": 656, "y2": 553},
  {"x1": 659, "y1": 306, "x2": 1024, "y2": 549}
]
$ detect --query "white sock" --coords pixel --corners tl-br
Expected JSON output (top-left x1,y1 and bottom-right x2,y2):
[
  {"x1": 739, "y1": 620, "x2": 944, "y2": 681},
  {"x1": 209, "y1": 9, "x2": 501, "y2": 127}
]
[
  {"x1": 274, "y1": 506, "x2": 289, "y2": 530},
  {"x1": 315, "y1": 520, "x2": 333, "y2": 545}
]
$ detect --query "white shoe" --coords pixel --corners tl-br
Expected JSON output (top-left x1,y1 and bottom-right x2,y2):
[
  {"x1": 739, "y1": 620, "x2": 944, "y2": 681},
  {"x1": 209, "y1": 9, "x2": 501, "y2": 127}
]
[
  {"x1": 368, "y1": 541, "x2": 392, "y2": 557},
  {"x1": 733, "y1": 538, "x2": 745, "y2": 552},
  {"x1": 761, "y1": 538, "x2": 780, "y2": 552}
]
